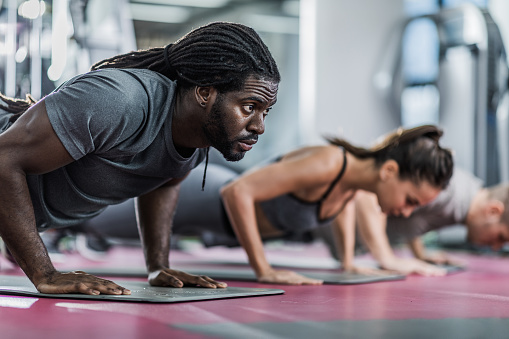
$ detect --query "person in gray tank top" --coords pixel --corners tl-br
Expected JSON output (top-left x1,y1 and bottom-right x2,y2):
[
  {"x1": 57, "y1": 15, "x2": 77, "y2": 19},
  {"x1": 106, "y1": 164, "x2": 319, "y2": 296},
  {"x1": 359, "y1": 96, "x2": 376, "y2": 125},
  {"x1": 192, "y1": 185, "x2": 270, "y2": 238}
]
[
  {"x1": 77, "y1": 125, "x2": 454, "y2": 286},
  {"x1": 0, "y1": 22, "x2": 280, "y2": 295},
  {"x1": 220, "y1": 125, "x2": 453, "y2": 285},
  {"x1": 352, "y1": 168, "x2": 509, "y2": 276}
]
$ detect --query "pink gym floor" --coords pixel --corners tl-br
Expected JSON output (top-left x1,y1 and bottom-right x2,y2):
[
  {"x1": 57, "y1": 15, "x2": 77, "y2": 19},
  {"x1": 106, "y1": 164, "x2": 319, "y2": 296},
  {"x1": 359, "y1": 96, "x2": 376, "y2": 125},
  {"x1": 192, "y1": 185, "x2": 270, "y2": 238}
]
[{"x1": 1, "y1": 243, "x2": 509, "y2": 339}]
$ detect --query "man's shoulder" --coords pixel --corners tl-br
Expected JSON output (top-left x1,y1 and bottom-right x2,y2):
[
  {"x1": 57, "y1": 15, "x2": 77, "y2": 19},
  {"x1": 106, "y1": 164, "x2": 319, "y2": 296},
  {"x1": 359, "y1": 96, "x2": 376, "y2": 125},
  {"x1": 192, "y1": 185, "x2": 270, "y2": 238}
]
[
  {"x1": 451, "y1": 167, "x2": 483, "y2": 187},
  {"x1": 50, "y1": 68, "x2": 177, "y2": 110},
  {"x1": 79, "y1": 68, "x2": 174, "y2": 88}
]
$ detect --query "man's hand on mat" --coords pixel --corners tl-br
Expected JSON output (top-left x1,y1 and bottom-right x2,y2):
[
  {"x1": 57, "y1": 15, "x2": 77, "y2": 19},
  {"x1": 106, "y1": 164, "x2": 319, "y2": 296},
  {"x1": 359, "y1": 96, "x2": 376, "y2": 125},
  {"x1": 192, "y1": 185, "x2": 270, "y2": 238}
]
[
  {"x1": 380, "y1": 257, "x2": 447, "y2": 276},
  {"x1": 36, "y1": 271, "x2": 131, "y2": 295},
  {"x1": 148, "y1": 269, "x2": 227, "y2": 288},
  {"x1": 257, "y1": 269, "x2": 323, "y2": 285},
  {"x1": 421, "y1": 251, "x2": 465, "y2": 267}
]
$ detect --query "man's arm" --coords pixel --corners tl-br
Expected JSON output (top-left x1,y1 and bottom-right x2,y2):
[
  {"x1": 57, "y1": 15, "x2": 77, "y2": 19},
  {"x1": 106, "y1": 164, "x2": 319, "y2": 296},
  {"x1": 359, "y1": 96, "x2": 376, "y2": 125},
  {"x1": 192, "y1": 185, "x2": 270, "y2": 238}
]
[
  {"x1": 135, "y1": 177, "x2": 226, "y2": 288},
  {"x1": 408, "y1": 237, "x2": 426, "y2": 260},
  {"x1": 0, "y1": 100, "x2": 130, "y2": 295},
  {"x1": 408, "y1": 237, "x2": 463, "y2": 266},
  {"x1": 355, "y1": 190, "x2": 446, "y2": 276}
]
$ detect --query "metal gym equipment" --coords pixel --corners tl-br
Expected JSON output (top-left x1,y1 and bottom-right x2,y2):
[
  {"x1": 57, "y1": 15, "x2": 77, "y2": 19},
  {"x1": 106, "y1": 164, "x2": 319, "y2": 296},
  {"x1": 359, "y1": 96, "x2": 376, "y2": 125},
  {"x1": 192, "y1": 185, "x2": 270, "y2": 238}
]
[{"x1": 375, "y1": 3, "x2": 509, "y2": 186}]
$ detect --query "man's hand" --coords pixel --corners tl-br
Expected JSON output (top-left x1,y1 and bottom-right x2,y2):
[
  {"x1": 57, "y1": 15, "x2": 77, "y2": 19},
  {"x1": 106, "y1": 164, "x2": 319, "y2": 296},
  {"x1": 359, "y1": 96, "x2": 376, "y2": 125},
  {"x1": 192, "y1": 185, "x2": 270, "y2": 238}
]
[
  {"x1": 421, "y1": 251, "x2": 465, "y2": 267},
  {"x1": 148, "y1": 269, "x2": 227, "y2": 288},
  {"x1": 257, "y1": 268, "x2": 323, "y2": 285},
  {"x1": 380, "y1": 256, "x2": 447, "y2": 276},
  {"x1": 36, "y1": 271, "x2": 131, "y2": 295}
]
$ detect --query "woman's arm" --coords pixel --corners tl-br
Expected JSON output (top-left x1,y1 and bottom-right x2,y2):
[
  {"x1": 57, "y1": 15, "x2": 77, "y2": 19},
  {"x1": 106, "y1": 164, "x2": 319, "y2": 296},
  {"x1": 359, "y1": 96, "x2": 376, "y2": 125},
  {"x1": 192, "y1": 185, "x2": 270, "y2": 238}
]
[
  {"x1": 355, "y1": 190, "x2": 446, "y2": 276},
  {"x1": 331, "y1": 199, "x2": 356, "y2": 269},
  {"x1": 331, "y1": 198, "x2": 389, "y2": 275},
  {"x1": 221, "y1": 146, "x2": 343, "y2": 285}
]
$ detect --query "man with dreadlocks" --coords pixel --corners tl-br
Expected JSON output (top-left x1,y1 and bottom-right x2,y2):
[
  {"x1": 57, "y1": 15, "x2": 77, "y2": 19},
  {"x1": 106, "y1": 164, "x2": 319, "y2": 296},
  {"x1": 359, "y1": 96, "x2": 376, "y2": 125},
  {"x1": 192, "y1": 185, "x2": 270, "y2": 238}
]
[{"x1": 0, "y1": 22, "x2": 280, "y2": 295}]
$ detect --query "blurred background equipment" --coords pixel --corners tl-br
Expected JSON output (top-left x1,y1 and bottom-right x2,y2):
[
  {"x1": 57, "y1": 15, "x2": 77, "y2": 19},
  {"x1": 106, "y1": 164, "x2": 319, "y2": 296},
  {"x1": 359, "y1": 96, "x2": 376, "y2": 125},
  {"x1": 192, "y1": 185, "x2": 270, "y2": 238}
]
[{"x1": 375, "y1": 2, "x2": 509, "y2": 187}]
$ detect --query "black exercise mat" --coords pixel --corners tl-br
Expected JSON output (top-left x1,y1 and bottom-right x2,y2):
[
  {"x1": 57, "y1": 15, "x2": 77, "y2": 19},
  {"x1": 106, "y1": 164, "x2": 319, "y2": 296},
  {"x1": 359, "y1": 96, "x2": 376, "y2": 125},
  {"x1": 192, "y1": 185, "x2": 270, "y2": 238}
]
[
  {"x1": 0, "y1": 275, "x2": 284, "y2": 303},
  {"x1": 77, "y1": 266, "x2": 406, "y2": 285}
]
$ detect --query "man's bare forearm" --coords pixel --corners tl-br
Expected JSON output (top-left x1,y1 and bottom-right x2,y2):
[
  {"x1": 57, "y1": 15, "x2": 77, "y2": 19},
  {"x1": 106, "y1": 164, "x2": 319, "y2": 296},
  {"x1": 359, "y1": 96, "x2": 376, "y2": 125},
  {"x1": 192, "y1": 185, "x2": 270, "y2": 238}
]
[
  {"x1": 136, "y1": 183, "x2": 180, "y2": 272},
  {"x1": 0, "y1": 172, "x2": 56, "y2": 284}
]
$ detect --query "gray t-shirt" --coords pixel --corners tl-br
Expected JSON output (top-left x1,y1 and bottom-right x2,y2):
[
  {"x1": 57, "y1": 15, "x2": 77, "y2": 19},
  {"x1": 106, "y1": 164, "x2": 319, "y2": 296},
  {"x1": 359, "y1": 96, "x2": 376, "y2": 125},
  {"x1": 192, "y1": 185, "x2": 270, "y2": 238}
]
[
  {"x1": 386, "y1": 167, "x2": 483, "y2": 242},
  {"x1": 25, "y1": 68, "x2": 206, "y2": 230}
]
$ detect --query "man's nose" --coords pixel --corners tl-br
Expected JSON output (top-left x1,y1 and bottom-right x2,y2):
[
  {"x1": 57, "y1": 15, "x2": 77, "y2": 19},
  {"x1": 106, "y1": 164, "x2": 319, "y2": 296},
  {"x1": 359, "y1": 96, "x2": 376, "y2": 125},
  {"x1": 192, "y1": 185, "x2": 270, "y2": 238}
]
[{"x1": 248, "y1": 112, "x2": 265, "y2": 135}]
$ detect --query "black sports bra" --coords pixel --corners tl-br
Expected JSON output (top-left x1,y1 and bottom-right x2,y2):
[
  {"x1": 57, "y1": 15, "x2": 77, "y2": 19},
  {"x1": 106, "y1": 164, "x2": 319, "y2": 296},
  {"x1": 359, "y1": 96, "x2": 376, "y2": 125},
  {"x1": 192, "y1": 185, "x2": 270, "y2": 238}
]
[{"x1": 258, "y1": 148, "x2": 347, "y2": 234}]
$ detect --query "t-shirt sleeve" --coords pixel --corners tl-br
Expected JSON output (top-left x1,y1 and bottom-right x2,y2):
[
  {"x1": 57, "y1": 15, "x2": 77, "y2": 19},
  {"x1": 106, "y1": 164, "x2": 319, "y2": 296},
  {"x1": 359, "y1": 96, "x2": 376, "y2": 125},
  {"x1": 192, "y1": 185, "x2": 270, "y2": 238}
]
[
  {"x1": 386, "y1": 215, "x2": 429, "y2": 242},
  {"x1": 43, "y1": 70, "x2": 149, "y2": 160}
]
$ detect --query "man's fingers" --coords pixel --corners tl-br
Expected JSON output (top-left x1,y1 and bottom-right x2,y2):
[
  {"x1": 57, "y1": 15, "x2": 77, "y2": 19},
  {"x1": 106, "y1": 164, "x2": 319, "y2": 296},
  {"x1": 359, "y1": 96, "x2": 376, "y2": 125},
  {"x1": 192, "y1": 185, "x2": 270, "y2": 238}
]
[
  {"x1": 149, "y1": 270, "x2": 184, "y2": 287},
  {"x1": 149, "y1": 270, "x2": 227, "y2": 288},
  {"x1": 37, "y1": 274, "x2": 131, "y2": 295},
  {"x1": 181, "y1": 274, "x2": 228, "y2": 288},
  {"x1": 201, "y1": 275, "x2": 228, "y2": 288}
]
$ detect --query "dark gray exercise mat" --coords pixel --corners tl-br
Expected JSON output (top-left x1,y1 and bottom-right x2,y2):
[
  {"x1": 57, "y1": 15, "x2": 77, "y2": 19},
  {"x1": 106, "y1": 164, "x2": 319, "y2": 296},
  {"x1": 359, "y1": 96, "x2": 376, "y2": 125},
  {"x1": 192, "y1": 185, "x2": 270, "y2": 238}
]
[
  {"x1": 77, "y1": 267, "x2": 406, "y2": 285},
  {"x1": 0, "y1": 275, "x2": 284, "y2": 303},
  {"x1": 438, "y1": 264, "x2": 466, "y2": 274},
  {"x1": 375, "y1": 264, "x2": 466, "y2": 275},
  {"x1": 186, "y1": 268, "x2": 407, "y2": 285}
]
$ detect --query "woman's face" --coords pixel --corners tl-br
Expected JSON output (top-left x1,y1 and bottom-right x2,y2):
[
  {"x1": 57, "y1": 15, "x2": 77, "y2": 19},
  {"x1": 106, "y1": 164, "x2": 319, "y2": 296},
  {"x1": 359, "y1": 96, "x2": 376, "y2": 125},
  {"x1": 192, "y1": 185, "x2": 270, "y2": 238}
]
[{"x1": 375, "y1": 162, "x2": 441, "y2": 217}]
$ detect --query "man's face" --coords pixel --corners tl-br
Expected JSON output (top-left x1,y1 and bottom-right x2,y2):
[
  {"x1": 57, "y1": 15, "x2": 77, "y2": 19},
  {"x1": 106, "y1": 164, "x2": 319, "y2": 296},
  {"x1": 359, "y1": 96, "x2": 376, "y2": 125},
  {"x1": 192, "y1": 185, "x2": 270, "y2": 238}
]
[
  {"x1": 202, "y1": 77, "x2": 278, "y2": 161},
  {"x1": 467, "y1": 221, "x2": 509, "y2": 251}
]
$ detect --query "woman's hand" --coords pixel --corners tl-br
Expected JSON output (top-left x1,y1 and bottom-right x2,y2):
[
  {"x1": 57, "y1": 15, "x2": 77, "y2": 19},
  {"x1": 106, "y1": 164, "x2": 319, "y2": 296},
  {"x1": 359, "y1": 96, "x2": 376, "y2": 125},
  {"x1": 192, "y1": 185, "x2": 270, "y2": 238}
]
[
  {"x1": 257, "y1": 268, "x2": 323, "y2": 285},
  {"x1": 344, "y1": 265, "x2": 398, "y2": 276},
  {"x1": 380, "y1": 257, "x2": 447, "y2": 276}
]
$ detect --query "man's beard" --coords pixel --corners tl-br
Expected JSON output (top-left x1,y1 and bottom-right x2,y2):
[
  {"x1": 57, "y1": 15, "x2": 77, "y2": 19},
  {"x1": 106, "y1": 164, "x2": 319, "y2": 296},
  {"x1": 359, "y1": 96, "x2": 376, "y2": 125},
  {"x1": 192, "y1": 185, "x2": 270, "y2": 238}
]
[{"x1": 202, "y1": 96, "x2": 257, "y2": 162}]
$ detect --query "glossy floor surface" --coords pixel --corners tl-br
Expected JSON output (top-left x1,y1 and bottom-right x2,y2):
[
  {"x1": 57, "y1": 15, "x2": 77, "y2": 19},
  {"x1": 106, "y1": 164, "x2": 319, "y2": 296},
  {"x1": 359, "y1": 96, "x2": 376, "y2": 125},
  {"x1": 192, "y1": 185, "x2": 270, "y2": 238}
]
[{"x1": 1, "y1": 242, "x2": 509, "y2": 339}]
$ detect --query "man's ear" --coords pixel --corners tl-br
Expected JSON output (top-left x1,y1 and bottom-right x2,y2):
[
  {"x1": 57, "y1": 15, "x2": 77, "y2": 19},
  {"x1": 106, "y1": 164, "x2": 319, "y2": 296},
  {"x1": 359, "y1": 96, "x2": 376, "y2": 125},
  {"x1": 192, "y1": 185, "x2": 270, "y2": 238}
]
[
  {"x1": 379, "y1": 159, "x2": 399, "y2": 182},
  {"x1": 484, "y1": 200, "x2": 505, "y2": 222},
  {"x1": 195, "y1": 86, "x2": 217, "y2": 108}
]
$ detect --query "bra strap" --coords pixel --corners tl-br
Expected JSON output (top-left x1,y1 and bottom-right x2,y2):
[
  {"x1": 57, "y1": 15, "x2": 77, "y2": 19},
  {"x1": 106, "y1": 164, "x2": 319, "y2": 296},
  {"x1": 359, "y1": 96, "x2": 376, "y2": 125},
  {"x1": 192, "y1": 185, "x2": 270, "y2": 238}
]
[{"x1": 319, "y1": 147, "x2": 347, "y2": 202}]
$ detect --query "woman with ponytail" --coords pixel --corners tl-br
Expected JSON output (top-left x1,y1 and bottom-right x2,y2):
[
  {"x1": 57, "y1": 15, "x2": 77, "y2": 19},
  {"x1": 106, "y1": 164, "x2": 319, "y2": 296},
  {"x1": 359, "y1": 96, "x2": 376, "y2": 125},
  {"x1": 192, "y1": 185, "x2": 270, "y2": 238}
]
[{"x1": 220, "y1": 124, "x2": 453, "y2": 284}]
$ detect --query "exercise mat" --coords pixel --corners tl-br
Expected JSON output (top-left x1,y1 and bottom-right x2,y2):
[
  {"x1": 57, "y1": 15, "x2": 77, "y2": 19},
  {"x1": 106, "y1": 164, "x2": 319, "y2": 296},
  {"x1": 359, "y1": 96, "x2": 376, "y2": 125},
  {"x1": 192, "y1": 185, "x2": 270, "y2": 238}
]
[
  {"x1": 0, "y1": 275, "x2": 284, "y2": 303},
  {"x1": 77, "y1": 267, "x2": 406, "y2": 285},
  {"x1": 438, "y1": 264, "x2": 466, "y2": 274}
]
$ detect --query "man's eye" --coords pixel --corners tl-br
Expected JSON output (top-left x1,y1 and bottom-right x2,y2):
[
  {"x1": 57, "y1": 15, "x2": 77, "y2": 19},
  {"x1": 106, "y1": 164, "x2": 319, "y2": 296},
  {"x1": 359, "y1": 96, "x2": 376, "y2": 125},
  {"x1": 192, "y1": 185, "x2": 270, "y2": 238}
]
[{"x1": 244, "y1": 105, "x2": 255, "y2": 113}]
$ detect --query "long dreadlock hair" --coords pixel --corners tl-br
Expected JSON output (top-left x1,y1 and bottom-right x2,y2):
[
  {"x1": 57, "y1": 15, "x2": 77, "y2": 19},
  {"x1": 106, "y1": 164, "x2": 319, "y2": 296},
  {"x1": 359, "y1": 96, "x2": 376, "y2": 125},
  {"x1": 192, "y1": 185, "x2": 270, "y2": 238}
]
[
  {"x1": 326, "y1": 125, "x2": 454, "y2": 189},
  {"x1": 91, "y1": 21, "x2": 281, "y2": 93}
]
